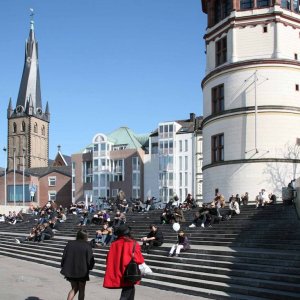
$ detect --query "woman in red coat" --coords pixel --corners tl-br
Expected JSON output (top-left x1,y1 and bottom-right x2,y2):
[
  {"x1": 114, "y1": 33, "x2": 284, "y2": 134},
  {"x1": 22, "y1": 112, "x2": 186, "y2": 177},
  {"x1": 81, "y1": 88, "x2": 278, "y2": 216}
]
[{"x1": 103, "y1": 224, "x2": 144, "y2": 300}]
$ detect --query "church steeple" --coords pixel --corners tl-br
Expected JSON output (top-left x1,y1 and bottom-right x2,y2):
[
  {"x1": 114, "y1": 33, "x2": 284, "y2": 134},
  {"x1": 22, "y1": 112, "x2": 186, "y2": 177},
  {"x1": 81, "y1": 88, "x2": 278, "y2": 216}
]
[
  {"x1": 15, "y1": 14, "x2": 43, "y2": 117},
  {"x1": 7, "y1": 12, "x2": 50, "y2": 170}
]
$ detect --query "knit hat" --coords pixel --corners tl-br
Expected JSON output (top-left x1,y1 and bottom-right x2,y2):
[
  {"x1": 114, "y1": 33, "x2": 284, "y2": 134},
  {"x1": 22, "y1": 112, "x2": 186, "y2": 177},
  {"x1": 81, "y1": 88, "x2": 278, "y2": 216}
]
[{"x1": 114, "y1": 224, "x2": 131, "y2": 237}]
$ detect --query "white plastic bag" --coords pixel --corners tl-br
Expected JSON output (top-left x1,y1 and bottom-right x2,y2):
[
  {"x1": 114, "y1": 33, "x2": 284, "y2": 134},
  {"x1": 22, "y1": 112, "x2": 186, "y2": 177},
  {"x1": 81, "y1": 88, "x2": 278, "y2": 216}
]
[{"x1": 139, "y1": 262, "x2": 153, "y2": 275}]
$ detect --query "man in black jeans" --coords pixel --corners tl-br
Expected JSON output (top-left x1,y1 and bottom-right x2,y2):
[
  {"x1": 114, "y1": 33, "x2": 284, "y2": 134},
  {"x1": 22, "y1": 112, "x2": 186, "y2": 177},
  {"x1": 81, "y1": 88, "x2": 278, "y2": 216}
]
[
  {"x1": 141, "y1": 224, "x2": 164, "y2": 254},
  {"x1": 39, "y1": 223, "x2": 54, "y2": 242}
]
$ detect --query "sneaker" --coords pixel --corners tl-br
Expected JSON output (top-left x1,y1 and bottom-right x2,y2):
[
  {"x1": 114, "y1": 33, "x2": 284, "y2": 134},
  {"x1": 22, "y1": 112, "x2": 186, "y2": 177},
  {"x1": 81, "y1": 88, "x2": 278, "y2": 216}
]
[
  {"x1": 189, "y1": 224, "x2": 196, "y2": 228},
  {"x1": 201, "y1": 223, "x2": 205, "y2": 228},
  {"x1": 15, "y1": 238, "x2": 20, "y2": 244}
]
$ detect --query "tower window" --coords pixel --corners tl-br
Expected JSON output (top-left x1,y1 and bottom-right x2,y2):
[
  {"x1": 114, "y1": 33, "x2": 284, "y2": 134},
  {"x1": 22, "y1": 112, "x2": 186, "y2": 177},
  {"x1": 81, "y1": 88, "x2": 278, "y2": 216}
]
[
  {"x1": 216, "y1": 37, "x2": 227, "y2": 67},
  {"x1": 34, "y1": 123, "x2": 38, "y2": 133},
  {"x1": 295, "y1": 53, "x2": 298, "y2": 60},
  {"x1": 258, "y1": 0, "x2": 269, "y2": 8},
  {"x1": 240, "y1": 0, "x2": 254, "y2": 9},
  {"x1": 296, "y1": 84, "x2": 299, "y2": 91},
  {"x1": 13, "y1": 122, "x2": 17, "y2": 133},
  {"x1": 281, "y1": 0, "x2": 291, "y2": 10},
  {"x1": 263, "y1": 26, "x2": 268, "y2": 33},
  {"x1": 21, "y1": 121, "x2": 26, "y2": 132},
  {"x1": 214, "y1": 0, "x2": 232, "y2": 24},
  {"x1": 212, "y1": 84, "x2": 225, "y2": 114},
  {"x1": 211, "y1": 133, "x2": 224, "y2": 163},
  {"x1": 41, "y1": 125, "x2": 45, "y2": 136}
]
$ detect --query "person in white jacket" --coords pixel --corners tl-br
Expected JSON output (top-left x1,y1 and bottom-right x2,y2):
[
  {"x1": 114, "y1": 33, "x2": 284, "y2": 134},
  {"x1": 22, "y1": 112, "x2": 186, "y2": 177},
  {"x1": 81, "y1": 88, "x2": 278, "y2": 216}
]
[{"x1": 228, "y1": 198, "x2": 240, "y2": 219}]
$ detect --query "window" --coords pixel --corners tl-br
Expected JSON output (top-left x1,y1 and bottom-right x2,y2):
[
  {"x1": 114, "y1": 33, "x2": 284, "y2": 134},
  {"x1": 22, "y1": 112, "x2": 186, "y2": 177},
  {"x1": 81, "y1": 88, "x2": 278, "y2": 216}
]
[
  {"x1": 132, "y1": 173, "x2": 140, "y2": 186},
  {"x1": 240, "y1": 0, "x2": 253, "y2": 9},
  {"x1": 263, "y1": 26, "x2": 268, "y2": 33},
  {"x1": 185, "y1": 140, "x2": 188, "y2": 152},
  {"x1": 41, "y1": 125, "x2": 45, "y2": 136},
  {"x1": 93, "y1": 144, "x2": 98, "y2": 152},
  {"x1": 216, "y1": 37, "x2": 227, "y2": 66},
  {"x1": 185, "y1": 172, "x2": 188, "y2": 186},
  {"x1": 212, "y1": 84, "x2": 224, "y2": 114},
  {"x1": 214, "y1": 0, "x2": 232, "y2": 24},
  {"x1": 34, "y1": 123, "x2": 38, "y2": 133},
  {"x1": 179, "y1": 157, "x2": 183, "y2": 171},
  {"x1": 281, "y1": 0, "x2": 291, "y2": 9},
  {"x1": 179, "y1": 173, "x2": 183, "y2": 186},
  {"x1": 179, "y1": 140, "x2": 183, "y2": 152},
  {"x1": 132, "y1": 157, "x2": 140, "y2": 171},
  {"x1": 13, "y1": 122, "x2": 16, "y2": 133},
  {"x1": 185, "y1": 156, "x2": 188, "y2": 170},
  {"x1": 48, "y1": 176, "x2": 56, "y2": 186},
  {"x1": 296, "y1": 84, "x2": 299, "y2": 91},
  {"x1": 257, "y1": 0, "x2": 269, "y2": 7},
  {"x1": 48, "y1": 191, "x2": 56, "y2": 201},
  {"x1": 21, "y1": 121, "x2": 26, "y2": 132},
  {"x1": 211, "y1": 134, "x2": 224, "y2": 163},
  {"x1": 294, "y1": 0, "x2": 299, "y2": 12},
  {"x1": 295, "y1": 53, "x2": 298, "y2": 60}
]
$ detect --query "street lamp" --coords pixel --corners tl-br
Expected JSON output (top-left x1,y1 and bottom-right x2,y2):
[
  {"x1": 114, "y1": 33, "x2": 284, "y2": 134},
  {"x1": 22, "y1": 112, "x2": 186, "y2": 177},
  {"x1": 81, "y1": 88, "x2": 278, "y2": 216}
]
[
  {"x1": 3, "y1": 147, "x2": 7, "y2": 206},
  {"x1": 13, "y1": 147, "x2": 16, "y2": 206},
  {"x1": 22, "y1": 148, "x2": 26, "y2": 207}
]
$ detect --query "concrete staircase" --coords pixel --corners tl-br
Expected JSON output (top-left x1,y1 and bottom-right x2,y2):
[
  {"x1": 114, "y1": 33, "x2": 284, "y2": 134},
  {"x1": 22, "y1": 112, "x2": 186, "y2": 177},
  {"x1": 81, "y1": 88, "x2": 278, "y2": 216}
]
[{"x1": 0, "y1": 203, "x2": 300, "y2": 299}]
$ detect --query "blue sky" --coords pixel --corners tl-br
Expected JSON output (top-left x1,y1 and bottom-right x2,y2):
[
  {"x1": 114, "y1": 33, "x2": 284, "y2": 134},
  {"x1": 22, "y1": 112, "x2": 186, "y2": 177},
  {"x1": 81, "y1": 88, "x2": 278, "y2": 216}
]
[{"x1": 0, "y1": 0, "x2": 206, "y2": 165}]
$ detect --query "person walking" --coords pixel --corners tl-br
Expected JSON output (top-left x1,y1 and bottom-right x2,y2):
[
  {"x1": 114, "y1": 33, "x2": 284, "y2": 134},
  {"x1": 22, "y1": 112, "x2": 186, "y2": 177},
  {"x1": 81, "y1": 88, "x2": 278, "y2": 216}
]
[
  {"x1": 60, "y1": 229, "x2": 95, "y2": 300},
  {"x1": 103, "y1": 224, "x2": 145, "y2": 300}
]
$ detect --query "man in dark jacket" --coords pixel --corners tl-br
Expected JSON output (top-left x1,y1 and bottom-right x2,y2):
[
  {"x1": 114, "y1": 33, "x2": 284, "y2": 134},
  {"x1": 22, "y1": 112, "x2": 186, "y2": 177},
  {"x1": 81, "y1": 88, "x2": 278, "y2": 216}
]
[
  {"x1": 40, "y1": 223, "x2": 54, "y2": 242},
  {"x1": 141, "y1": 224, "x2": 164, "y2": 254}
]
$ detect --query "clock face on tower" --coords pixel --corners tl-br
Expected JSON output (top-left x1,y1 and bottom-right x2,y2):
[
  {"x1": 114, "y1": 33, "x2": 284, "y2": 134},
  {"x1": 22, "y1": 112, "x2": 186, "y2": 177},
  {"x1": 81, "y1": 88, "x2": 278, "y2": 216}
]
[
  {"x1": 16, "y1": 105, "x2": 24, "y2": 113},
  {"x1": 36, "y1": 107, "x2": 42, "y2": 115}
]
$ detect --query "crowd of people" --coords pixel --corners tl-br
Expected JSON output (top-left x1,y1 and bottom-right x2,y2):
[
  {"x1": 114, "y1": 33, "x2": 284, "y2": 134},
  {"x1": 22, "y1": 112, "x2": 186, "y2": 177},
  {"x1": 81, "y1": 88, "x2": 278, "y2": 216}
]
[{"x1": 0, "y1": 188, "x2": 282, "y2": 300}]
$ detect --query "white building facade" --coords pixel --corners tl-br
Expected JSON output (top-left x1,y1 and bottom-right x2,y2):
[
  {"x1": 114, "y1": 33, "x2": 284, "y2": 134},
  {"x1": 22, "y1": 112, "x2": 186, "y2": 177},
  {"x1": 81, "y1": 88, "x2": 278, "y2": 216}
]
[
  {"x1": 145, "y1": 114, "x2": 203, "y2": 203},
  {"x1": 202, "y1": 1, "x2": 300, "y2": 201}
]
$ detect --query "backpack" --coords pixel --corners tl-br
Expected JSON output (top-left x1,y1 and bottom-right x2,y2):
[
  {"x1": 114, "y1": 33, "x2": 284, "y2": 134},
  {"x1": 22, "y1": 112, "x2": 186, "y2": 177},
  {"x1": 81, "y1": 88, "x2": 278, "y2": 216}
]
[{"x1": 123, "y1": 241, "x2": 142, "y2": 283}]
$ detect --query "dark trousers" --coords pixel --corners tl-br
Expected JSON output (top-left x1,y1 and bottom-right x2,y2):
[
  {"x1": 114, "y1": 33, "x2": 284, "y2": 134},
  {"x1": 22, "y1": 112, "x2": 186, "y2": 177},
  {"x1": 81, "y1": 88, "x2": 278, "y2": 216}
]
[{"x1": 120, "y1": 286, "x2": 135, "y2": 300}]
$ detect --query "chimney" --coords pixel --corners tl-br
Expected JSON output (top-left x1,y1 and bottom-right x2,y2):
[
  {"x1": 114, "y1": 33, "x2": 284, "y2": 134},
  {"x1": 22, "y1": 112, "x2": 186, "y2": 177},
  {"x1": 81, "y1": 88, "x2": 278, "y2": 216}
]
[{"x1": 190, "y1": 113, "x2": 196, "y2": 122}]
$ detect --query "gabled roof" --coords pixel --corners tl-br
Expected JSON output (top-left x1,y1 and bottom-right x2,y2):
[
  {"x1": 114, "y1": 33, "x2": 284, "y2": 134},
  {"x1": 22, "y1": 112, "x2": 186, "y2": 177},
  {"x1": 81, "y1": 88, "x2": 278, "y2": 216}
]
[{"x1": 26, "y1": 166, "x2": 72, "y2": 178}]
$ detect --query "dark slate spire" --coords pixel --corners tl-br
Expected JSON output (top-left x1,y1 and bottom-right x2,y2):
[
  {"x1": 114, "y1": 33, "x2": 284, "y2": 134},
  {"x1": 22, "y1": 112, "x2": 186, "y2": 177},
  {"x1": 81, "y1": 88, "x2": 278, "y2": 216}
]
[
  {"x1": 16, "y1": 18, "x2": 42, "y2": 115},
  {"x1": 7, "y1": 97, "x2": 13, "y2": 118},
  {"x1": 45, "y1": 101, "x2": 50, "y2": 121}
]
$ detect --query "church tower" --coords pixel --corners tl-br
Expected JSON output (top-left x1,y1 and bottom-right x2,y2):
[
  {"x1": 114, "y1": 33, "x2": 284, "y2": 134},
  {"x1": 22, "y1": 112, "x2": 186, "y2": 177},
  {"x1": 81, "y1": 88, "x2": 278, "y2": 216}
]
[
  {"x1": 7, "y1": 17, "x2": 50, "y2": 171},
  {"x1": 201, "y1": 1, "x2": 300, "y2": 200}
]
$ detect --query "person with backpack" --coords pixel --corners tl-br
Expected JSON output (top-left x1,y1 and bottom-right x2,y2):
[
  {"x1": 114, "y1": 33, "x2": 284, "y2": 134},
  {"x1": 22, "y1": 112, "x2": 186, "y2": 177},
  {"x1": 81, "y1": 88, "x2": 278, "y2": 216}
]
[{"x1": 103, "y1": 224, "x2": 144, "y2": 300}]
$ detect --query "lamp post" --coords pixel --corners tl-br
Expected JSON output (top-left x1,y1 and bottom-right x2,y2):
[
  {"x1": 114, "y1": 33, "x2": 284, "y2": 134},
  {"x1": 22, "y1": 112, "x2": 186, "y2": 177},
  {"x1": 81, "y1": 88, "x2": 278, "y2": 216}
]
[
  {"x1": 3, "y1": 147, "x2": 7, "y2": 206},
  {"x1": 13, "y1": 147, "x2": 16, "y2": 206},
  {"x1": 22, "y1": 148, "x2": 26, "y2": 207}
]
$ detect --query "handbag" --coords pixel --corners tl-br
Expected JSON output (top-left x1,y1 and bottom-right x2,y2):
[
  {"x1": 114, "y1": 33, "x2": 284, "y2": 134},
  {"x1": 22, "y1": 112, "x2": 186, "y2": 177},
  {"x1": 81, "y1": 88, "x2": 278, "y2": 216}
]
[
  {"x1": 123, "y1": 241, "x2": 142, "y2": 283},
  {"x1": 139, "y1": 262, "x2": 153, "y2": 275}
]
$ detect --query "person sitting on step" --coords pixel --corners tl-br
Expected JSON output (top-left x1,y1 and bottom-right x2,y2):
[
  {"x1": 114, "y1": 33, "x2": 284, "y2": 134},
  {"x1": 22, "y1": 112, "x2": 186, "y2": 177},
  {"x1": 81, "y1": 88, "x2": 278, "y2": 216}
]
[
  {"x1": 171, "y1": 206, "x2": 185, "y2": 224},
  {"x1": 168, "y1": 230, "x2": 190, "y2": 257},
  {"x1": 141, "y1": 224, "x2": 164, "y2": 254},
  {"x1": 189, "y1": 203, "x2": 209, "y2": 228},
  {"x1": 228, "y1": 198, "x2": 240, "y2": 219},
  {"x1": 160, "y1": 207, "x2": 172, "y2": 224}
]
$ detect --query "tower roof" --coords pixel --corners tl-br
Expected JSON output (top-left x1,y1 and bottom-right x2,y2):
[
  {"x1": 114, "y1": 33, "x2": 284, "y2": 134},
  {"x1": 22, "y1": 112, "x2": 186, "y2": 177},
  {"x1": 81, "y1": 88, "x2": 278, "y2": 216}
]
[{"x1": 16, "y1": 18, "x2": 42, "y2": 114}]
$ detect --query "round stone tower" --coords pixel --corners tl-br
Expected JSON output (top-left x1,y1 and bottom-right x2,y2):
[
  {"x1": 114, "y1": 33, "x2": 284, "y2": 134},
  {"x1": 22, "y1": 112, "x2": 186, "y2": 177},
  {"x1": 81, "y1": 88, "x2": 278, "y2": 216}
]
[{"x1": 201, "y1": 0, "x2": 300, "y2": 201}]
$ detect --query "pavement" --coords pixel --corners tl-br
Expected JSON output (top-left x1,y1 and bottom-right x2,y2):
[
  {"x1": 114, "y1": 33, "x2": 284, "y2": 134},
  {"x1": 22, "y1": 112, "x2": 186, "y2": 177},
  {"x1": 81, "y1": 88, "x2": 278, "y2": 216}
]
[{"x1": 0, "y1": 255, "x2": 207, "y2": 300}]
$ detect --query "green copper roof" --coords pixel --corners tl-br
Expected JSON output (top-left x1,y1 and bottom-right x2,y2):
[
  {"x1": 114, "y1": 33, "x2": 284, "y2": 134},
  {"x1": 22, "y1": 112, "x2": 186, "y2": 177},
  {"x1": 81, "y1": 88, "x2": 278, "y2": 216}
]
[{"x1": 108, "y1": 127, "x2": 149, "y2": 149}]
